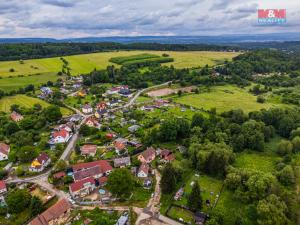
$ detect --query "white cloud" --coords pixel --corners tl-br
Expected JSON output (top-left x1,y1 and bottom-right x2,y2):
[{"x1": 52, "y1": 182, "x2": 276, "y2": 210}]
[{"x1": 0, "y1": 0, "x2": 298, "y2": 38}]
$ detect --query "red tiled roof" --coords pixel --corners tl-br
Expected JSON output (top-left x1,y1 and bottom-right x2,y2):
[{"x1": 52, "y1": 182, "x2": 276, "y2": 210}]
[
  {"x1": 10, "y1": 111, "x2": 23, "y2": 121},
  {"x1": 138, "y1": 164, "x2": 149, "y2": 176},
  {"x1": 53, "y1": 171, "x2": 66, "y2": 179},
  {"x1": 29, "y1": 199, "x2": 71, "y2": 225},
  {"x1": 0, "y1": 180, "x2": 6, "y2": 191},
  {"x1": 73, "y1": 166, "x2": 102, "y2": 181},
  {"x1": 0, "y1": 143, "x2": 9, "y2": 155},
  {"x1": 81, "y1": 144, "x2": 97, "y2": 155},
  {"x1": 53, "y1": 129, "x2": 69, "y2": 139},
  {"x1": 70, "y1": 177, "x2": 95, "y2": 192},
  {"x1": 98, "y1": 176, "x2": 108, "y2": 185},
  {"x1": 114, "y1": 142, "x2": 125, "y2": 151},
  {"x1": 36, "y1": 153, "x2": 50, "y2": 164},
  {"x1": 72, "y1": 160, "x2": 112, "y2": 173},
  {"x1": 140, "y1": 147, "x2": 156, "y2": 161}
]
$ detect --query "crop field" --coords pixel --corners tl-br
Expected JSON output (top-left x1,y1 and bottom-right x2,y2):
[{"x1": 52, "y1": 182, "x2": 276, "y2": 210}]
[
  {"x1": 173, "y1": 85, "x2": 287, "y2": 113},
  {"x1": 0, "y1": 51, "x2": 239, "y2": 77},
  {"x1": 109, "y1": 53, "x2": 163, "y2": 65},
  {"x1": 0, "y1": 95, "x2": 72, "y2": 116},
  {"x1": 0, "y1": 72, "x2": 60, "y2": 92}
]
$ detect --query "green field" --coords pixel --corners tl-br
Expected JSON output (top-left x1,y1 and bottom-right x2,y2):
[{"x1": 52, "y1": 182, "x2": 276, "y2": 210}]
[
  {"x1": 0, "y1": 73, "x2": 60, "y2": 92},
  {"x1": 173, "y1": 85, "x2": 287, "y2": 113},
  {"x1": 0, "y1": 51, "x2": 239, "y2": 77},
  {"x1": 0, "y1": 95, "x2": 72, "y2": 116}
]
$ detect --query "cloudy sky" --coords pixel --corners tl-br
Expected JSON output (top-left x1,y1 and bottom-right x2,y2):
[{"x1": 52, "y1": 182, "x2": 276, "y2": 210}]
[{"x1": 0, "y1": 0, "x2": 299, "y2": 38}]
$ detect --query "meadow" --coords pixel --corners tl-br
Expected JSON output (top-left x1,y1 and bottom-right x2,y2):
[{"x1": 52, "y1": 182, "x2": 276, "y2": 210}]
[
  {"x1": 0, "y1": 51, "x2": 239, "y2": 77},
  {"x1": 0, "y1": 72, "x2": 60, "y2": 92},
  {"x1": 172, "y1": 85, "x2": 288, "y2": 113},
  {"x1": 0, "y1": 95, "x2": 72, "y2": 116}
]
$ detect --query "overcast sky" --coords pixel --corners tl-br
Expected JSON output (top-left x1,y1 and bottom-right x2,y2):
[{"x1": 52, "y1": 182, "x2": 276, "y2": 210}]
[{"x1": 0, "y1": 0, "x2": 299, "y2": 38}]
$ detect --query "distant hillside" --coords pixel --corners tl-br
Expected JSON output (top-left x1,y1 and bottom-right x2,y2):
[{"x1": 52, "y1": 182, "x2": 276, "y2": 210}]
[{"x1": 1, "y1": 33, "x2": 300, "y2": 44}]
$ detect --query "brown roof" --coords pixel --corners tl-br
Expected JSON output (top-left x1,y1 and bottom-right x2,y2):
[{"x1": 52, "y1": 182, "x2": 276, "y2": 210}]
[
  {"x1": 138, "y1": 164, "x2": 149, "y2": 176},
  {"x1": 29, "y1": 199, "x2": 71, "y2": 225},
  {"x1": 36, "y1": 153, "x2": 50, "y2": 165},
  {"x1": 72, "y1": 160, "x2": 112, "y2": 173},
  {"x1": 73, "y1": 165, "x2": 102, "y2": 181},
  {"x1": 0, "y1": 143, "x2": 9, "y2": 155},
  {"x1": 140, "y1": 147, "x2": 156, "y2": 161},
  {"x1": 70, "y1": 177, "x2": 95, "y2": 192},
  {"x1": 81, "y1": 144, "x2": 97, "y2": 155},
  {"x1": 53, "y1": 171, "x2": 66, "y2": 179},
  {"x1": 10, "y1": 111, "x2": 23, "y2": 121}
]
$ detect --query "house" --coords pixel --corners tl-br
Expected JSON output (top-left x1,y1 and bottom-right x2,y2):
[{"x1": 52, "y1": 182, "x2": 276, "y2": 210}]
[
  {"x1": 53, "y1": 171, "x2": 66, "y2": 180},
  {"x1": 85, "y1": 116, "x2": 100, "y2": 128},
  {"x1": 128, "y1": 125, "x2": 140, "y2": 133},
  {"x1": 77, "y1": 90, "x2": 87, "y2": 97},
  {"x1": 73, "y1": 165, "x2": 104, "y2": 181},
  {"x1": 154, "y1": 99, "x2": 169, "y2": 108},
  {"x1": 82, "y1": 104, "x2": 93, "y2": 114},
  {"x1": 114, "y1": 138, "x2": 128, "y2": 155},
  {"x1": 143, "y1": 178, "x2": 152, "y2": 189},
  {"x1": 10, "y1": 111, "x2": 23, "y2": 122},
  {"x1": 29, "y1": 198, "x2": 71, "y2": 225},
  {"x1": 119, "y1": 88, "x2": 131, "y2": 97},
  {"x1": 174, "y1": 187, "x2": 184, "y2": 200},
  {"x1": 51, "y1": 129, "x2": 71, "y2": 144},
  {"x1": 40, "y1": 87, "x2": 53, "y2": 96},
  {"x1": 97, "y1": 176, "x2": 108, "y2": 187},
  {"x1": 137, "y1": 164, "x2": 149, "y2": 178},
  {"x1": 159, "y1": 149, "x2": 175, "y2": 163},
  {"x1": 0, "y1": 143, "x2": 10, "y2": 161},
  {"x1": 69, "y1": 177, "x2": 96, "y2": 198},
  {"x1": 29, "y1": 153, "x2": 51, "y2": 172},
  {"x1": 0, "y1": 181, "x2": 7, "y2": 195},
  {"x1": 81, "y1": 144, "x2": 97, "y2": 157},
  {"x1": 96, "y1": 102, "x2": 106, "y2": 110},
  {"x1": 70, "y1": 114, "x2": 82, "y2": 122},
  {"x1": 107, "y1": 99, "x2": 119, "y2": 107},
  {"x1": 113, "y1": 157, "x2": 131, "y2": 168},
  {"x1": 138, "y1": 147, "x2": 156, "y2": 164},
  {"x1": 105, "y1": 133, "x2": 115, "y2": 140},
  {"x1": 95, "y1": 109, "x2": 108, "y2": 118},
  {"x1": 72, "y1": 160, "x2": 113, "y2": 176}
]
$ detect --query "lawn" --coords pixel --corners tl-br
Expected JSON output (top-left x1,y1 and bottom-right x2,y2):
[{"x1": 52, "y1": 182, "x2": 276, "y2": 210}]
[
  {"x1": 173, "y1": 85, "x2": 287, "y2": 113},
  {"x1": 0, "y1": 95, "x2": 72, "y2": 116},
  {"x1": 215, "y1": 189, "x2": 252, "y2": 225},
  {"x1": 234, "y1": 136, "x2": 282, "y2": 173},
  {"x1": 0, "y1": 51, "x2": 239, "y2": 77},
  {"x1": 234, "y1": 152, "x2": 279, "y2": 173},
  {"x1": 0, "y1": 72, "x2": 61, "y2": 92},
  {"x1": 167, "y1": 206, "x2": 195, "y2": 224}
]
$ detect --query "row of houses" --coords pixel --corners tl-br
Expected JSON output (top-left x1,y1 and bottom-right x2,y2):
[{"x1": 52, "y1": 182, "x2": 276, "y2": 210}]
[
  {"x1": 68, "y1": 160, "x2": 113, "y2": 198},
  {"x1": 140, "y1": 99, "x2": 170, "y2": 111}
]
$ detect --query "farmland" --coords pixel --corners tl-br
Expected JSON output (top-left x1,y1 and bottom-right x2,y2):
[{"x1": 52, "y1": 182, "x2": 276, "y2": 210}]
[
  {"x1": 172, "y1": 85, "x2": 288, "y2": 113},
  {"x1": 0, "y1": 51, "x2": 239, "y2": 77},
  {"x1": 0, "y1": 72, "x2": 60, "y2": 92},
  {"x1": 0, "y1": 94, "x2": 72, "y2": 115}
]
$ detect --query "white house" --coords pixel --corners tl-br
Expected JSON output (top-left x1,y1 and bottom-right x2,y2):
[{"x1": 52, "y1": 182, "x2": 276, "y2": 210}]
[
  {"x1": 137, "y1": 164, "x2": 149, "y2": 178},
  {"x1": 0, "y1": 143, "x2": 10, "y2": 161},
  {"x1": 29, "y1": 153, "x2": 51, "y2": 173},
  {"x1": 82, "y1": 104, "x2": 93, "y2": 114},
  {"x1": 51, "y1": 129, "x2": 71, "y2": 144}
]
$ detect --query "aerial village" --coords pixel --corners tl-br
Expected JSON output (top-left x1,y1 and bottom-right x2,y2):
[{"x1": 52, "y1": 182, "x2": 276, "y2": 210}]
[{"x1": 0, "y1": 75, "x2": 211, "y2": 225}]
